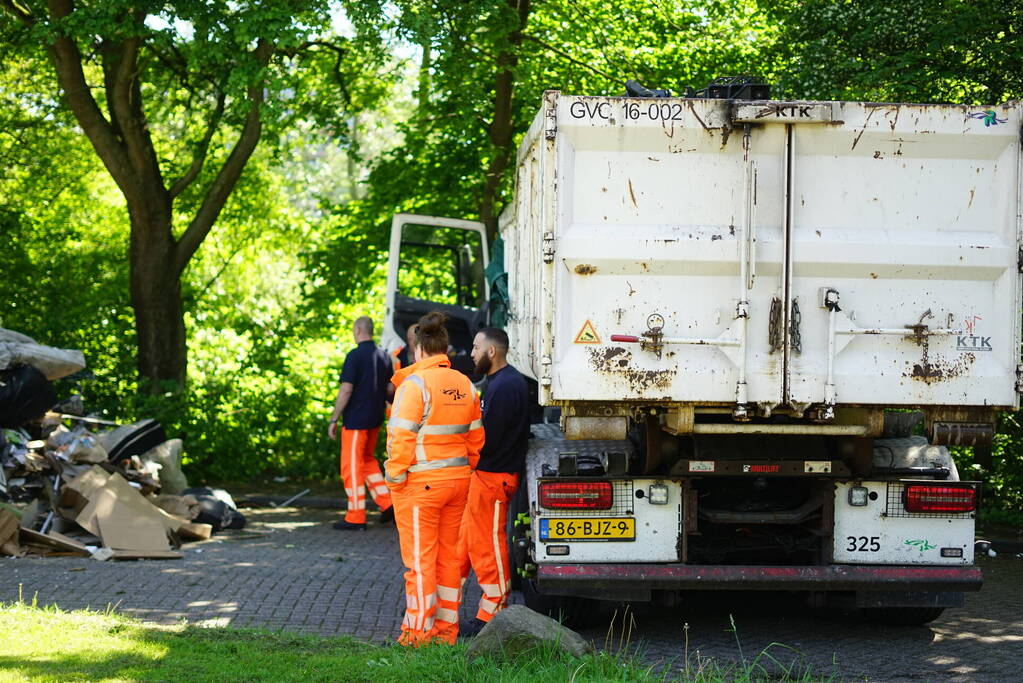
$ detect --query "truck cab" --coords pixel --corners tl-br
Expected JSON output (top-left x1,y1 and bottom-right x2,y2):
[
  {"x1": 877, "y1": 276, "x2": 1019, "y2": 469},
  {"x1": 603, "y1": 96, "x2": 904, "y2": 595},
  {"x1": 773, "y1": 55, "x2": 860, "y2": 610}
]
[{"x1": 381, "y1": 214, "x2": 489, "y2": 376}]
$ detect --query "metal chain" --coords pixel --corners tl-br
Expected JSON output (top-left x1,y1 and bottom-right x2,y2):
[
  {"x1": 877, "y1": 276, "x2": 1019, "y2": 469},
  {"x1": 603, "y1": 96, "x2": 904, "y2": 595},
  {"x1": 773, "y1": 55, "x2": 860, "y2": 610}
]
[
  {"x1": 789, "y1": 298, "x2": 802, "y2": 354},
  {"x1": 768, "y1": 297, "x2": 783, "y2": 353}
]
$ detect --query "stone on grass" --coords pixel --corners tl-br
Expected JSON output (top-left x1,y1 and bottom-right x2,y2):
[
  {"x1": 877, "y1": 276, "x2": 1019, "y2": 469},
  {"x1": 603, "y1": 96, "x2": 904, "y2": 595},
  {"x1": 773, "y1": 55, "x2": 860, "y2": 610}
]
[{"x1": 465, "y1": 605, "x2": 593, "y2": 660}]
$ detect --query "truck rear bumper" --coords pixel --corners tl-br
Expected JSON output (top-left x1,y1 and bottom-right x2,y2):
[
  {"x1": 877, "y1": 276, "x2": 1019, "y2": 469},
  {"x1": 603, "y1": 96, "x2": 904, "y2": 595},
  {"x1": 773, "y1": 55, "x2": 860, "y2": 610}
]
[{"x1": 537, "y1": 564, "x2": 983, "y2": 593}]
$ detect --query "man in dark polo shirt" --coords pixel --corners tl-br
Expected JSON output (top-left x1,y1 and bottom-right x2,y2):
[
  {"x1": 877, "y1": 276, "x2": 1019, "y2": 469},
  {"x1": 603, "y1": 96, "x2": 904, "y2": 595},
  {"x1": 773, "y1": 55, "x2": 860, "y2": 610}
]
[
  {"x1": 327, "y1": 316, "x2": 395, "y2": 530},
  {"x1": 458, "y1": 327, "x2": 529, "y2": 633}
]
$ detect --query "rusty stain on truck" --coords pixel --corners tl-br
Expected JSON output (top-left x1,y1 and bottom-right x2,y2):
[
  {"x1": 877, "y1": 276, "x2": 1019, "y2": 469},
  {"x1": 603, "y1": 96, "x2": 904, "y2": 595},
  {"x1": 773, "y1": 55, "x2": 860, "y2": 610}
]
[
  {"x1": 588, "y1": 346, "x2": 677, "y2": 391},
  {"x1": 906, "y1": 339, "x2": 976, "y2": 384}
]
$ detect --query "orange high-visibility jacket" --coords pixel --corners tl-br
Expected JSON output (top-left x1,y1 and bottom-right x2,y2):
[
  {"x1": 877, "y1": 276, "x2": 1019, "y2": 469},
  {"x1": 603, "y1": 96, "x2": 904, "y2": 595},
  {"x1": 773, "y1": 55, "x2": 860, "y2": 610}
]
[
  {"x1": 385, "y1": 354, "x2": 484, "y2": 489},
  {"x1": 391, "y1": 360, "x2": 419, "y2": 389}
]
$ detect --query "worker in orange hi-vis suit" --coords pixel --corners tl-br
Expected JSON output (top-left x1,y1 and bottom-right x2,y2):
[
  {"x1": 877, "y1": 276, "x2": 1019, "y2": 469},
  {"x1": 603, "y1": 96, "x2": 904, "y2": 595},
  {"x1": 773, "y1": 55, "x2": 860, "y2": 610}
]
[
  {"x1": 390, "y1": 325, "x2": 417, "y2": 372},
  {"x1": 385, "y1": 312, "x2": 483, "y2": 647},
  {"x1": 457, "y1": 327, "x2": 530, "y2": 637},
  {"x1": 328, "y1": 316, "x2": 395, "y2": 531},
  {"x1": 387, "y1": 325, "x2": 420, "y2": 408}
]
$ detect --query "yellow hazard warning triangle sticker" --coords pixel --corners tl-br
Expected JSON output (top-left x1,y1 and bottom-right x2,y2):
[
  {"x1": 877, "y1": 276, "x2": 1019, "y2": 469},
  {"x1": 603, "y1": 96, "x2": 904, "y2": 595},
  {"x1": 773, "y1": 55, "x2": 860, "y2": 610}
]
[{"x1": 574, "y1": 319, "x2": 601, "y2": 344}]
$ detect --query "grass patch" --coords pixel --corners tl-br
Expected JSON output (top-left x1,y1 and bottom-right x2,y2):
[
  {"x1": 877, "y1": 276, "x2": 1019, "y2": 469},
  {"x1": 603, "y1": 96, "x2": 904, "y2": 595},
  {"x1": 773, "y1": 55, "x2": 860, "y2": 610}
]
[
  {"x1": 0, "y1": 600, "x2": 834, "y2": 682},
  {"x1": 0, "y1": 601, "x2": 656, "y2": 682}
]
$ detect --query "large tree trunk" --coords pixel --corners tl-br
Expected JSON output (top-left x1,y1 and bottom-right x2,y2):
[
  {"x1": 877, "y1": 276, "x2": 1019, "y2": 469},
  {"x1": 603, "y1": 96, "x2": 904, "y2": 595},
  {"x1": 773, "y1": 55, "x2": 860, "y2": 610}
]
[
  {"x1": 479, "y1": 0, "x2": 531, "y2": 242},
  {"x1": 129, "y1": 207, "x2": 187, "y2": 392}
]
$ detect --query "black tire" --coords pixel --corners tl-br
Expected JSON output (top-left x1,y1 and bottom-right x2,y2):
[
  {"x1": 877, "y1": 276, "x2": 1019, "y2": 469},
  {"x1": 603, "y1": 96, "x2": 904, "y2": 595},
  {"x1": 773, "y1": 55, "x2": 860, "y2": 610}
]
[
  {"x1": 864, "y1": 607, "x2": 945, "y2": 626},
  {"x1": 507, "y1": 481, "x2": 529, "y2": 592}
]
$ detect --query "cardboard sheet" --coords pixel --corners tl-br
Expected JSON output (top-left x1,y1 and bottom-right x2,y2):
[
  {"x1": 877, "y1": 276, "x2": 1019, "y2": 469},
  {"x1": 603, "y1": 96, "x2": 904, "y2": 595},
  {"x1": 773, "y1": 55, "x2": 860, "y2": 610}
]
[{"x1": 97, "y1": 515, "x2": 171, "y2": 551}]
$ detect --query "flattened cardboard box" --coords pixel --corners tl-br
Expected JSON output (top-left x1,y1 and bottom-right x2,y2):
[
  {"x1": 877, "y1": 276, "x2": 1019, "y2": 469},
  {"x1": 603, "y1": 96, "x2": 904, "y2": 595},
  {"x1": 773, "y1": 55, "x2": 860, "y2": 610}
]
[
  {"x1": 72, "y1": 468, "x2": 176, "y2": 552},
  {"x1": 0, "y1": 509, "x2": 22, "y2": 556},
  {"x1": 97, "y1": 515, "x2": 171, "y2": 551}
]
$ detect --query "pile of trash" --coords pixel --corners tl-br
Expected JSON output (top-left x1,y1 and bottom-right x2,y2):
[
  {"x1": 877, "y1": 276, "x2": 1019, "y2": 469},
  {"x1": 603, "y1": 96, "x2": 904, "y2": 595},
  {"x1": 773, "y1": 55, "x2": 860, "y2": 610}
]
[{"x1": 1, "y1": 326, "x2": 244, "y2": 561}]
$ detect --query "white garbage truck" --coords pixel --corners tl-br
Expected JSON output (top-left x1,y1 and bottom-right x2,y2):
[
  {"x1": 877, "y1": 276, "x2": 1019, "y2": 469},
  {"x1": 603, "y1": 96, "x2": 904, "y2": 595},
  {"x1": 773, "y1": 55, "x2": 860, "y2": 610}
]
[{"x1": 382, "y1": 88, "x2": 1021, "y2": 625}]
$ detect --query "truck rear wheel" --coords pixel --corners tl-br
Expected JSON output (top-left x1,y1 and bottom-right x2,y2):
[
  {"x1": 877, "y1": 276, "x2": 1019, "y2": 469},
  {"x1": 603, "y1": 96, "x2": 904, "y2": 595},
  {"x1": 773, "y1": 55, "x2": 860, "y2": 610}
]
[{"x1": 864, "y1": 607, "x2": 945, "y2": 626}]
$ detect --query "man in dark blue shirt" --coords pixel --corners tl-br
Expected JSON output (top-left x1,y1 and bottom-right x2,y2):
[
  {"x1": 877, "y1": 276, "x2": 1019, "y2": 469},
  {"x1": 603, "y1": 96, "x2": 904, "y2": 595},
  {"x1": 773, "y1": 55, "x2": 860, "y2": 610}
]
[
  {"x1": 328, "y1": 316, "x2": 395, "y2": 530},
  {"x1": 458, "y1": 327, "x2": 529, "y2": 633}
]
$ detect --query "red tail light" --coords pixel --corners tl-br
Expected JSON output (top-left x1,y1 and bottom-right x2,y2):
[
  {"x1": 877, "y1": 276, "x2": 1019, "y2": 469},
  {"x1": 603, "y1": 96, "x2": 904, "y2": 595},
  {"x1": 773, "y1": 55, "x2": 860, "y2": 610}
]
[
  {"x1": 538, "y1": 481, "x2": 613, "y2": 510},
  {"x1": 903, "y1": 484, "x2": 976, "y2": 513}
]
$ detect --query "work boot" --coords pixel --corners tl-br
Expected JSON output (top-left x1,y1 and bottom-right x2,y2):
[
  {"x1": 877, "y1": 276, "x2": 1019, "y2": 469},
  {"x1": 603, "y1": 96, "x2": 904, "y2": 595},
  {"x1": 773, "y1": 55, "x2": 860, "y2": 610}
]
[
  {"x1": 332, "y1": 520, "x2": 366, "y2": 531},
  {"x1": 379, "y1": 506, "x2": 395, "y2": 524},
  {"x1": 458, "y1": 617, "x2": 487, "y2": 637}
]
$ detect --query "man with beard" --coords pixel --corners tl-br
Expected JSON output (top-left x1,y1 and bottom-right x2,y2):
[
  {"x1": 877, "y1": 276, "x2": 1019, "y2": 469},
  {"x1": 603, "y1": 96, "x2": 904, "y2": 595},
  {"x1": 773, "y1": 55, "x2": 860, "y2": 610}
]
[{"x1": 457, "y1": 327, "x2": 529, "y2": 635}]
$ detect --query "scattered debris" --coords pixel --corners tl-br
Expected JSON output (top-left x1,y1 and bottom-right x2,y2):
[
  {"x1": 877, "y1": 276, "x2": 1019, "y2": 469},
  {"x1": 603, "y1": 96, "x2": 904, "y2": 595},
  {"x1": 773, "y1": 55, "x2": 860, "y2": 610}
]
[
  {"x1": 0, "y1": 326, "x2": 240, "y2": 561},
  {"x1": 271, "y1": 488, "x2": 311, "y2": 508}
]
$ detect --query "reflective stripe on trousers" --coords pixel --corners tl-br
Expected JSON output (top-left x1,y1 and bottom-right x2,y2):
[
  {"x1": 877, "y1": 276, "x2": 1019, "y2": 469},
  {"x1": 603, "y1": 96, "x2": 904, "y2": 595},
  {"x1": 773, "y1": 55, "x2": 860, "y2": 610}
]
[
  {"x1": 340, "y1": 427, "x2": 392, "y2": 524},
  {"x1": 394, "y1": 476, "x2": 470, "y2": 646},
  {"x1": 457, "y1": 470, "x2": 520, "y2": 623}
]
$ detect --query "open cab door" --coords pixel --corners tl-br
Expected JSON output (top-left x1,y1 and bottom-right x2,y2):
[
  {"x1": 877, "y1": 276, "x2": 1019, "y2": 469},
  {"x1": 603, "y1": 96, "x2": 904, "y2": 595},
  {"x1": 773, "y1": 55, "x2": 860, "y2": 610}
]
[{"x1": 383, "y1": 214, "x2": 489, "y2": 374}]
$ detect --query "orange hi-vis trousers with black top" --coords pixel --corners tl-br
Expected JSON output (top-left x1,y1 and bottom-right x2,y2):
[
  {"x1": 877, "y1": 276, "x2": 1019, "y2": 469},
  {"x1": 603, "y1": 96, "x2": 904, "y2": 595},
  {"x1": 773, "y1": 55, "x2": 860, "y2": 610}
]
[
  {"x1": 457, "y1": 470, "x2": 520, "y2": 622},
  {"x1": 393, "y1": 476, "x2": 470, "y2": 646},
  {"x1": 385, "y1": 354, "x2": 484, "y2": 645},
  {"x1": 340, "y1": 427, "x2": 392, "y2": 524}
]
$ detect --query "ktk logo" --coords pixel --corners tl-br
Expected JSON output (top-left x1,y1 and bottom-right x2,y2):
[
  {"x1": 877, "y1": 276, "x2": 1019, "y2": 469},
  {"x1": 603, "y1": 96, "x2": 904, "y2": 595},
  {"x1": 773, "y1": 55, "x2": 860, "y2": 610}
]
[
  {"x1": 958, "y1": 315, "x2": 992, "y2": 351},
  {"x1": 441, "y1": 387, "x2": 467, "y2": 401}
]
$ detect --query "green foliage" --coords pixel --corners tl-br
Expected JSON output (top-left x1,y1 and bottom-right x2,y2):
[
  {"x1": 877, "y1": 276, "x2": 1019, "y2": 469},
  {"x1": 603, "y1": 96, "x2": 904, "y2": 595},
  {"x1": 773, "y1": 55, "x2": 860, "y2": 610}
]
[
  {"x1": 954, "y1": 411, "x2": 1023, "y2": 515},
  {"x1": 768, "y1": 0, "x2": 1023, "y2": 103}
]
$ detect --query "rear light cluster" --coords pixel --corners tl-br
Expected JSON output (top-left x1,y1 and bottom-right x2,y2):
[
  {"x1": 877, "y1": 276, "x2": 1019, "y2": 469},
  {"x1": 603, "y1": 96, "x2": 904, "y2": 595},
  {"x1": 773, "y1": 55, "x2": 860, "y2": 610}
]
[
  {"x1": 538, "y1": 481, "x2": 612, "y2": 510},
  {"x1": 903, "y1": 484, "x2": 977, "y2": 513}
]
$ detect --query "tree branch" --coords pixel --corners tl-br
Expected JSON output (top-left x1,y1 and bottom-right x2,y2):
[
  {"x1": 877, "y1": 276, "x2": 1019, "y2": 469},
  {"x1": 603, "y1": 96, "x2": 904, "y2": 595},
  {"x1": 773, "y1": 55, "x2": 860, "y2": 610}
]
[
  {"x1": 281, "y1": 40, "x2": 351, "y2": 106},
  {"x1": 521, "y1": 33, "x2": 617, "y2": 81},
  {"x1": 173, "y1": 38, "x2": 274, "y2": 275},
  {"x1": 168, "y1": 86, "x2": 226, "y2": 198},
  {"x1": 479, "y1": 0, "x2": 531, "y2": 240},
  {"x1": 44, "y1": 0, "x2": 134, "y2": 193},
  {"x1": 147, "y1": 42, "x2": 192, "y2": 90},
  {"x1": 101, "y1": 27, "x2": 164, "y2": 193},
  {"x1": 0, "y1": 0, "x2": 34, "y2": 25},
  {"x1": 308, "y1": 40, "x2": 351, "y2": 106}
]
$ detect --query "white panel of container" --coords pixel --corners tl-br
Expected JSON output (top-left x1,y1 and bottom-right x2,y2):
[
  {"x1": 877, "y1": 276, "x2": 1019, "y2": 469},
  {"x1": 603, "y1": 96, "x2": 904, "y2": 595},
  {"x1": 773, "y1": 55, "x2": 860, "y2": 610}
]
[
  {"x1": 787, "y1": 103, "x2": 1021, "y2": 409},
  {"x1": 548, "y1": 97, "x2": 784, "y2": 404}
]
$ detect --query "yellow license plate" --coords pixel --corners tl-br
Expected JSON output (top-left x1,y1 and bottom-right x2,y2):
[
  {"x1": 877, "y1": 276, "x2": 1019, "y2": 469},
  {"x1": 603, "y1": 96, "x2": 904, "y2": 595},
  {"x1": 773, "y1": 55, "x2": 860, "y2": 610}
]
[{"x1": 540, "y1": 518, "x2": 635, "y2": 541}]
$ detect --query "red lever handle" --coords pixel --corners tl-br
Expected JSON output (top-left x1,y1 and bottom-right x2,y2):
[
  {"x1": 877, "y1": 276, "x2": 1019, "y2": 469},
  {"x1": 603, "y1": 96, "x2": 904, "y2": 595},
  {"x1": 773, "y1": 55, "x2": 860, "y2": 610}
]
[{"x1": 610, "y1": 334, "x2": 640, "y2": 343}]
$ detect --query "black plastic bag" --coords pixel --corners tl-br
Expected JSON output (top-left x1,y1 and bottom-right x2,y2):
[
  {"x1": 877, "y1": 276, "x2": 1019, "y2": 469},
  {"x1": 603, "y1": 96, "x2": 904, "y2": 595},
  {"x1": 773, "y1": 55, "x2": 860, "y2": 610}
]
[
  {"x1": 183, "y1": 487, "x2": 246, "y2": 531},
  {"x1": 0, "y1": 364, "x2": 57, "y2": 428},
  {"x1": 101, "y1": 419, "x2": 167, "y2": 465}
]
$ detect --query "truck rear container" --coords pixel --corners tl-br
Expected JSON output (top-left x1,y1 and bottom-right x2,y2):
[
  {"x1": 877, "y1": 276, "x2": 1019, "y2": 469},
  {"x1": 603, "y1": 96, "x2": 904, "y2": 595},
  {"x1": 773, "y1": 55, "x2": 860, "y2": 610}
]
[{"x1": 384, "y1": 90, "x2": 1021, "y2": 625}]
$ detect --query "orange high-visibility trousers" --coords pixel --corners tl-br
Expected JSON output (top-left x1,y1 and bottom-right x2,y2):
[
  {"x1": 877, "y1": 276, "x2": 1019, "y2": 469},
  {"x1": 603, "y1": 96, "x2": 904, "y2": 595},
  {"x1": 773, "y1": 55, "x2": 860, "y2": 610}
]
[
  {"x1": 394, "y1": 476, "x2": 470, "y2": 646},
  {"x1": 457, "y1": 470, "x2": 520, "y2": 622},
  {"x1": 340, "y1": 427, "x2": 393, "y2": 524}
]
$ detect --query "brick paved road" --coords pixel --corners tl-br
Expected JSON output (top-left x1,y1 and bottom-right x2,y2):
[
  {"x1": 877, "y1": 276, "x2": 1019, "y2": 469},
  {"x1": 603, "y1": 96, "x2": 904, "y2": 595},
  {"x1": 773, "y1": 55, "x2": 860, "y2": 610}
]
[{"x1": 1, "y1": 507, "x2": 1019, "y2": 681}]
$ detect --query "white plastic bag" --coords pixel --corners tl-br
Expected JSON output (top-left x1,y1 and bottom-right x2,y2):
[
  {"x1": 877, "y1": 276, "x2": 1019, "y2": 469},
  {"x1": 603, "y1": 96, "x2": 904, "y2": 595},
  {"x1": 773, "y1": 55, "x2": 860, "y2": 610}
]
[
  {"x1": 0, "y1": 328, "x2": 35, "y2": 344},
  {"x1": 0, "y1": 341, "x2": 86, "y2": 380}
]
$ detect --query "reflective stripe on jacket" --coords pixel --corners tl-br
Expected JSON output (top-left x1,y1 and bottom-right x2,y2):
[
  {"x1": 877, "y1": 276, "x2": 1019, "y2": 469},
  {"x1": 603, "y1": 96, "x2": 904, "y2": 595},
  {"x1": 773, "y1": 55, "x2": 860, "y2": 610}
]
[
  {"x1": 391, "y1": 360, "x2": 420, "y2": 389},
  {"x1": 385, "y1": 354, "x2": 483, "y2": 488}
]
